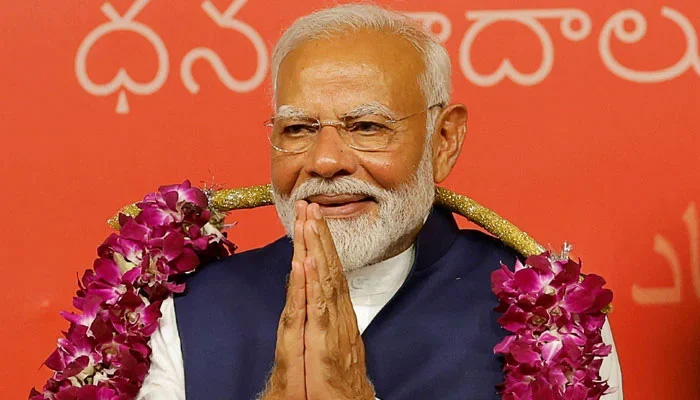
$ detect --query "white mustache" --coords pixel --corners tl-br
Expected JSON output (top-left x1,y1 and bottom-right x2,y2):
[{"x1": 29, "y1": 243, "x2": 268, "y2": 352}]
[{"x1": 288, "y1": 176, "x2": 389, "y2": 203}]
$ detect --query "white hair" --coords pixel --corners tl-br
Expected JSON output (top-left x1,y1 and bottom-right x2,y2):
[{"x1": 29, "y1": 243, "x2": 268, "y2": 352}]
[{"x1": 271, "y1": 3, "x2": 452, "y2": 134}]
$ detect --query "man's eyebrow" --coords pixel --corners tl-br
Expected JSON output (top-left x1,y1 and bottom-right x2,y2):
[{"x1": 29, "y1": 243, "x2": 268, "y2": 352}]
[
  {"x1": 273, "y1": 102, "x2": 397, "y2": 120},
  {"x1": 274, "y1": 105, "x2": 312, "y2": 119},
  {"x1": 341, "y1": 102, "x2": 396, "y2": 119}
]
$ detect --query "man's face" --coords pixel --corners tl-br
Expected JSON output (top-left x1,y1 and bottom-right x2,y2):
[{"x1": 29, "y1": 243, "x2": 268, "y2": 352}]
[
  {"x1": 272, "y1": 30, "x2": 430, "y2": 214},
  {"x1": 270, "y1": 30, "x2": 436, "y2": 269}
]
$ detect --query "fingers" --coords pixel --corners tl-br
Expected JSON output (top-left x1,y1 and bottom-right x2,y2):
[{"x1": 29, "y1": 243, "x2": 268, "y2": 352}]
[
  {"x1": 303, "y1": 203, "x2": 361, "y2": 332},
  {"x1": 303, "y1": 203, "x2": 360, "y2": 363},
  {"x1": 301, "y1": 203, "x2": 374, "y2": 399},
  {"x1": 304, "y1": 256, "x2": 329, "y2": 329},
  {"x1": 304, "y1": 209, "x2": 335, "y2": 299},
  {"x1": 270, "y1": 259, "x2": 307, "y2": 397},
  {"x1": 289, "y1": 201, "x2": 309, "y2": 329},
  {"x1": 280, "y1": 200, "x2": 308, "y2": 341},
  {"x1": 305, "y1": 203, "x2": 358, "y2": 327},
  {"x1": 267, "y1": 202, "x2": 309, "y2": 399},
  {"x1": 308, "y1": 203, "x2": 343, "y2": 277},
  {"x1": 279, "y1": 260, "x2": 306, "y2": 344},
  {"x1": 292, "y1": 200, "x2": 308, "y2": 266},
  {"x1": 297, "y1": 199, "x2": 308, "y2": 222}
]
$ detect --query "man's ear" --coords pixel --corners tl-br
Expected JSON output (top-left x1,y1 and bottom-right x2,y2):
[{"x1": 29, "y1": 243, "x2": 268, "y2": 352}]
[{"x1": 431, "y1": 103, "x2": 468, "y2": 183}]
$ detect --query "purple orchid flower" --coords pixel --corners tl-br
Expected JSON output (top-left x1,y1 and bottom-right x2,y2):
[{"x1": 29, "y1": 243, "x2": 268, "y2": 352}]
[{"x1": 492, "y1": 253, "x2": 614, "y2": 400}]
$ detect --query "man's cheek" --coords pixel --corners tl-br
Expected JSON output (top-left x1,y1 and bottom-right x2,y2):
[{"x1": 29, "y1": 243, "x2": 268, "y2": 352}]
[
  {"x1": 359, "y1": 156, "x2": 414, "y2": 189},
  {"x1": 270, "y1": 159, "x2": 301, "y2": 196}
]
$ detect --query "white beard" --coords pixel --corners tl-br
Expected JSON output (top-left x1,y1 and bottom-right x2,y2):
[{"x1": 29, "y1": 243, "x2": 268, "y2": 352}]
[{"x1": 272, "y1": 143, "x2": 435, "y2": 271}]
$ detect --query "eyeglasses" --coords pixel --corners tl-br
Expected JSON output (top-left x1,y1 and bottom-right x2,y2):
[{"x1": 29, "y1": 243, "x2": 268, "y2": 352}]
[{"x1": 264, "y1": 103, "x2": 444, "y2": 154}]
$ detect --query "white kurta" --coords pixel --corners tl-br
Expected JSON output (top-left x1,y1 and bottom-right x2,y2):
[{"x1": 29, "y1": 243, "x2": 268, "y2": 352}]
[{"x1": 136, "y1": 245, "x2": 623, "y2": 399}]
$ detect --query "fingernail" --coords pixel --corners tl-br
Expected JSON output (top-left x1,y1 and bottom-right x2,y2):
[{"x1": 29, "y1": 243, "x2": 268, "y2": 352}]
[{"x1": 313, "y1": 204, "x2": 322, "y2": 219}]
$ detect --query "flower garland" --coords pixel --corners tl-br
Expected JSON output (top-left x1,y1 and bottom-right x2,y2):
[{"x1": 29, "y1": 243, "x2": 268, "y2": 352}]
[
  {"x1": 30, "y1": 181, "x2": 235, "y2": 399},
  {"x1": 31, "y1": 181, "x2": 613, "y2": 400},
  {"x1": 491, "y1": 251, "x2": 614, "y2": 399}
]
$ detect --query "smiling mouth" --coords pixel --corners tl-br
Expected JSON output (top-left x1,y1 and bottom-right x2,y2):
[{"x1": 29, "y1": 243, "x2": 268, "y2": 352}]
[{"x1": 305, "y1": 194, "x2": 377, "y2": 218}]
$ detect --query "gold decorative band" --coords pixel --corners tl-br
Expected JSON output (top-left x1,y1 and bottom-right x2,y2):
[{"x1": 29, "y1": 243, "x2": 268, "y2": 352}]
[
  {"x1": 108, "y1": 184, "x2": 544, "y2": 257},
  {"x1": 434, "y1": 187, "x2": 544, "y2": 257},
  {"x1": 211, "y1": 183, "x2": 274, "y2": 210}
]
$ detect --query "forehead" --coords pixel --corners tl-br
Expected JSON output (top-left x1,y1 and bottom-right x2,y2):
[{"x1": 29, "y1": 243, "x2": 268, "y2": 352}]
[{"x1": 275, "y1": 29, "x2": 426, "y2": 115}]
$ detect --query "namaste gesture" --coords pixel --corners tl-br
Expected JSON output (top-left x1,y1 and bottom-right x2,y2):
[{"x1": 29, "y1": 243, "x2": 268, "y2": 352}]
[{"x1": 260, "y1": 201, "x2": 375, "y2": 400}]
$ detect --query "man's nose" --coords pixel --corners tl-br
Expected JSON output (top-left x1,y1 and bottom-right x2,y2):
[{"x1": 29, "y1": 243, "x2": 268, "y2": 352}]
[{"x1": 305, "y1": 125, "x2": 358, "y2": 179}]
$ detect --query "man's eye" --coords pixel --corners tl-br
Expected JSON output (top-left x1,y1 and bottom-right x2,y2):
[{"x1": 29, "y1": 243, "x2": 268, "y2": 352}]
[
  {"x1": 347, "y1": 121, "x2": 386, "y2": 134},
  {"x1": 281, "y1": 124, "x2": 315, "y2": 135}
]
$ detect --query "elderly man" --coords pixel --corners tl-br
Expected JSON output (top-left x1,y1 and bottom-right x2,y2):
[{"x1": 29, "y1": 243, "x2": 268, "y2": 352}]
[{"x1": 137, "y1": 4, "x2": 622, "y2": 400}]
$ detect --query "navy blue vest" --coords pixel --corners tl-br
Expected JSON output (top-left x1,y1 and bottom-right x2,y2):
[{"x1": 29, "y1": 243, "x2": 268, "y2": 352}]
[{"x1": 174, "y1": 206, "x2": 518, "y2": 399}]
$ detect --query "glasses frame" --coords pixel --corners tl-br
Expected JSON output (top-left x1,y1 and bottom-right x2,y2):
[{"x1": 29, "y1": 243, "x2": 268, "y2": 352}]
[{"x1": 264, "y1": 103, "x2": 445, "y2": 154}]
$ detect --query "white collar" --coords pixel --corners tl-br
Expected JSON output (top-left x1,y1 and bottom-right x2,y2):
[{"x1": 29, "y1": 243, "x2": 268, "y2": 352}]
[{"x1": 344, "y1": 244, "x2": 415, "y2": 300}]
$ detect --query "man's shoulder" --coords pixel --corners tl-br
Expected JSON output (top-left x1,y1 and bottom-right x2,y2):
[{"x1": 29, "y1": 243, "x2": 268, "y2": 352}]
[
  {"x1": 454, "y1": 227, "x2": 518, "y2": 251},
  {"x1": 451, "y1": 227, "x2": 522, "y2": 267},
  {"x1": 410, "y1": 227, "x2": 520, "y2": 305}
]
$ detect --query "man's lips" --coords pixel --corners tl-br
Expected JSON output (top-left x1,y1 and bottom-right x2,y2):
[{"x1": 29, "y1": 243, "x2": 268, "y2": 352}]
[{"x1": 305, "y1": 194, "x2": 376, "y2": 218}]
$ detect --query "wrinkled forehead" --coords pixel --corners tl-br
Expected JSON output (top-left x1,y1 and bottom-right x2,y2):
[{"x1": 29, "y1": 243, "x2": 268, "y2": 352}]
[{"x1": 274, "y1": 30, "x2": 426, "y2": 116}]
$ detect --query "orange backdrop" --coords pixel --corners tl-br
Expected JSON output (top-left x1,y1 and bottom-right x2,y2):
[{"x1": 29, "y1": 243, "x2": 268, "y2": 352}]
[{"x1": 1, "y1": 0, "x2": 698, "y2": 398}]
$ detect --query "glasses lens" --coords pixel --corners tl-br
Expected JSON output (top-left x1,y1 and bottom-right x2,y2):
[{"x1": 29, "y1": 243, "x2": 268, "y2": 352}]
[
  {"x1": 269, "y1": 117, "x2": 318, "y2": 152},
  {"x1": 344, "y1": 115, "x2": 392, "y2": 150}
]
